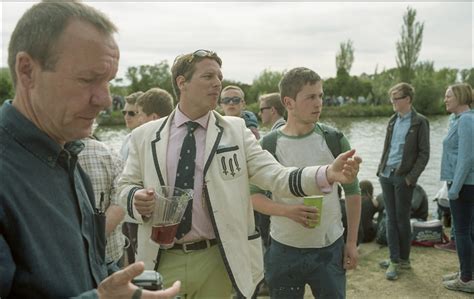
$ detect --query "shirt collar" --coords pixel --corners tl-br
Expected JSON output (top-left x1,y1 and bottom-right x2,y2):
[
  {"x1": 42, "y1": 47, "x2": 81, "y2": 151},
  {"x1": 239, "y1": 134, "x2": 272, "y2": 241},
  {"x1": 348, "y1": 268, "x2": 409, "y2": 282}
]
[
  {"x1": 174, "y1": 105, "x2": 210, "y2": 129},
  {"x1": 397, "y1": 110, "x2": 412, "y2": 120}
]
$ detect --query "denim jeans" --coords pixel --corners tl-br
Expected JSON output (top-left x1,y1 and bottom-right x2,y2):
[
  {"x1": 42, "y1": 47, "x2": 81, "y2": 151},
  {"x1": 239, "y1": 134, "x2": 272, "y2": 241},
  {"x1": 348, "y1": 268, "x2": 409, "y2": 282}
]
[
  {"x1": 449, "y1": 184, "x2": 474, "y2": 281},
  {"x1": 379, "y1": 173, "x2": 415, "y2": 262},
  {"x1": 264, "y1": 237, "x2": 345, "y2": 299}
]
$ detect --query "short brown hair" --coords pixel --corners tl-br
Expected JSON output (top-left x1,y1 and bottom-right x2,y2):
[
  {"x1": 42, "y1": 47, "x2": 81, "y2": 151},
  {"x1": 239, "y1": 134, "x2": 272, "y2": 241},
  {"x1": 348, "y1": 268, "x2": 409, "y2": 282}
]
[
  {"x1": 449, "y1": 83, "x2": 473, "y2": 107},
  {"x1": 125, "y1": 91, "x2": 144, "y2": 105},
  {"x1": 136, "y1": 88, "x2": 174, "y2": 117},
  {"x1": 259, "y1": 92, "x2": 285, "y2": 117},
  {"x1": 221, "y1": 85, "x2": 245, "y2": 98},
  {"x1": 171, "y1": 50, "x2": 222, "y2": 100},
  {"x1": 389, "y1": 82, "x2": 415, "y2": 103},
  {"x1": 279, "y1": 67, "x2": 322, "y2": 101},
  {"x1": 8, "y1": 0, "x2": 117, "y2": 87}
]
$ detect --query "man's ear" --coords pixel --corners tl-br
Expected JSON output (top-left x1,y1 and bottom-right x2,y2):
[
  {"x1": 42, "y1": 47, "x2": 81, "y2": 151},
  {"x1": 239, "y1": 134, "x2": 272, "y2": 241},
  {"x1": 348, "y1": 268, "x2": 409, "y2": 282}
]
[
  {"x1": 282, "y1": 96, "x2": 293, "y2": 108},
  {"x1": 176, "y1": 75, "x2": 186, "y2": 92},
  {"x1": 15, "y1": 51, "x2": 37, "y2": 89}
]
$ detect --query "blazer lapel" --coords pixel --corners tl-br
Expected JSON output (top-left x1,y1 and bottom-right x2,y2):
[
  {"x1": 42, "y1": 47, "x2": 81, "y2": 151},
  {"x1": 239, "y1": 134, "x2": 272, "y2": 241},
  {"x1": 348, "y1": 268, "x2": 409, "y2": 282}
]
[
  {"x1": 151, "y1": 112, "x2": 174, "y2": 186},
  {"x1": 203, "y1": 111, "x2": 223, "y2": 176}
]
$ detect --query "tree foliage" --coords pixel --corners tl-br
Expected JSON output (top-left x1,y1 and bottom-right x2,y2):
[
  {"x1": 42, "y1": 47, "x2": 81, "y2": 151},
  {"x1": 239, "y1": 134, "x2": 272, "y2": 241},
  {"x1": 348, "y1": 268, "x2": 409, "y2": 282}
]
[
  {"x1": 0, "y1": 68, "x2": 14, "y2": 105},
  {"x1": 247, "y1": 69, "x2": 284, "y2": 104},
  {"x1": 396, "y1": 7, "x2": 424, "y2": 83},
  {"x1": 336, "y1": 40, "x2": 354, "y2": 74},
  {"x1": 369, "y1": 68, "x2": 399, "y2": 105},
  {"x1": 125, "y1": 61, "x2": 173, "y2": 96},
  {"x1": 460, "y1": 68, "x2": 474, "y2": 87}
]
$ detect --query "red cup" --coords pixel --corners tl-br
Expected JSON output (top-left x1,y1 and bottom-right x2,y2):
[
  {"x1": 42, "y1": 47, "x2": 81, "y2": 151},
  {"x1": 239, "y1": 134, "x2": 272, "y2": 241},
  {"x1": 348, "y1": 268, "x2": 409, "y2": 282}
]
[{"x1": 150, "y1": 224, "x2": 179, "y2": 247}]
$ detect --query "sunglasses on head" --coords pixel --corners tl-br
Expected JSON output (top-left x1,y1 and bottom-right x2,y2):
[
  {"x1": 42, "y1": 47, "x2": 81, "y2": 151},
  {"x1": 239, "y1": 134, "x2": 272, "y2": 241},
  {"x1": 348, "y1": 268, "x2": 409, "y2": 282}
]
[
  {"x1": 174, "y1": 49, "x2": 218, "y2": 65},
  {"x1": 221, "y1": 96, "x2": 242, "y2": 105},
  {"x1": 121, "y1": 110, "x2": 137, "y2": 117}
]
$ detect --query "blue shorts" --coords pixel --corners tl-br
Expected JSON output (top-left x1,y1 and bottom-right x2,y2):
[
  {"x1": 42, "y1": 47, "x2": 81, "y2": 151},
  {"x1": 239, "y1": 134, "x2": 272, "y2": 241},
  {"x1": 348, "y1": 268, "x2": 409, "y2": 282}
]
[{"x1": 264, "y1": 236, "x2": 346, "y2": 299}]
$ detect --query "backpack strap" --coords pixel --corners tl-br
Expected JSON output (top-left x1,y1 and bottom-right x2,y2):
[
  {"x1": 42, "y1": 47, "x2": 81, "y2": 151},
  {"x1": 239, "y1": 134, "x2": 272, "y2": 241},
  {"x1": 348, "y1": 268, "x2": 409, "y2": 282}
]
[
  {"x1": 261, "y1": 123, "x2": 344, "y2": 161},
  {"x1": 260, "y1": 130, "x2": 279, "y2": 162},
  {"x1": 317, "y1": 123, "x2": 343, "y2": 158}
]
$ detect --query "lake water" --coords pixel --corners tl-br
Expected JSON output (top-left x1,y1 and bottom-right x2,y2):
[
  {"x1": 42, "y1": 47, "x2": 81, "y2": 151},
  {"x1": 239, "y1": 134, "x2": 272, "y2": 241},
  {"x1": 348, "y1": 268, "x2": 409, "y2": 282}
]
[{"x1": 95, "y1": 114, "x2": 450, "y2": 217}]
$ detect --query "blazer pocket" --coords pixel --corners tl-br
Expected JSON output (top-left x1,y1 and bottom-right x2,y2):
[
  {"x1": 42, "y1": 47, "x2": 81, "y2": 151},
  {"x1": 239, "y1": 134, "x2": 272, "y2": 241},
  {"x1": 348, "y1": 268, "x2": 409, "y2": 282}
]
[
  {"x1": 216, "y1": 145, "x2": 239, "y2": 154},
  {"x1": 215, "y1": 146, "x2": 244, "y2": 181}
]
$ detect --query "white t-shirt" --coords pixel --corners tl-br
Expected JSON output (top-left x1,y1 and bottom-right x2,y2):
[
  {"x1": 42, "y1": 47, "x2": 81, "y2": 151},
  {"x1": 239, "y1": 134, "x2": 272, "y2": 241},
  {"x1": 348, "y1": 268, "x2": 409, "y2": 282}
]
[{"x1": 270, "y1": 130, "x2": 343, "y2": 248}]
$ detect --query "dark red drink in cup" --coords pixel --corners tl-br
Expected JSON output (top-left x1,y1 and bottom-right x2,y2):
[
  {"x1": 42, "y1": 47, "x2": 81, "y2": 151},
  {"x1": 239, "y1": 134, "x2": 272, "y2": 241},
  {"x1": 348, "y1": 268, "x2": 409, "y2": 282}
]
[
  {"x1": 151, "y1": 224, "x2": 179, "y2": 247},
  {"x1": 150, "y1": 186, "x2": 192, "y2": 248}
]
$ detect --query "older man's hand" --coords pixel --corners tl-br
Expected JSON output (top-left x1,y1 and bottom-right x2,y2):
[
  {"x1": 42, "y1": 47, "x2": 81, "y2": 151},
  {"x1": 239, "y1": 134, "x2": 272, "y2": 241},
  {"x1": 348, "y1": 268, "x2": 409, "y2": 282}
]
[
  {"x1": 98, "y1": 262, "x2": 181, "y2": 299},
  {"x1": 327, "y1": 149, "x2": 362, "y2": 184}
]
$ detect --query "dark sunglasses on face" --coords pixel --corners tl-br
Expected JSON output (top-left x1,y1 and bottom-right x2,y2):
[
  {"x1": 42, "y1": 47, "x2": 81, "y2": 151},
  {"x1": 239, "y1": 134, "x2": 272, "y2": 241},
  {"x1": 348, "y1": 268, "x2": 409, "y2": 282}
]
[
  {"x1": 121, "y1": 110, "x2": 137, "y2": 117},
  {"x1": 220, "y1": 96, "x2": 242, "y2": 105},
  {"x1": 259, "y1": 107, "x2": 271, "y2": 113}
]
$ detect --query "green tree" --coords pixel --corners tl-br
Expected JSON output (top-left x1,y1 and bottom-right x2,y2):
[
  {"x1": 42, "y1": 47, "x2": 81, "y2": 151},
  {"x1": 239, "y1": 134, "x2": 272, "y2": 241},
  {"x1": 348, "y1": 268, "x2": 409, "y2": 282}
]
[
  {"x1": 460, "y1": 68, "x2": 474, "y2": 86},
  {"x1": 396, "y1": 7, "x2": 424, "y2": 83},
  {"x1": 125, "y1": 61, "x2": 173, "y2": 96},
  {"x1": 336, "y1": 40, "x2": 354, "y2": 74},
  {"x1": 109, "y1": 78, "x2": 129, "y2": 97},
  {"x1": 247, "y1": 69, "x2": 283, "y2": 104},
  {"x1": 334, "y1": 67, "x2": 350, "y2": 97},
  {"x1": 370, "y1": 68, "x2": 398, "y2": 105},
  {"x1": 0, "y1": 68, "x2": 14, "y2": 105}
]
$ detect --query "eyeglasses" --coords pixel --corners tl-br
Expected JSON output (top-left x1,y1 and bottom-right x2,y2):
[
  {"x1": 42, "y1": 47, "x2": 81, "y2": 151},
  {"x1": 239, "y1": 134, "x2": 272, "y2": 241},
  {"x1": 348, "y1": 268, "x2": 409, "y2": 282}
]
[
  {"x1": 221, "y1": 96, "x2": 242, "y2": 105},
  {"x1": 121, "y1": 110, "x2": 138, "y2": 117},
  {"x1": 391, "y1": 95, "x2": 406, "y2": 102},
  {"x1": 259, "y1": 107, "x2": 271, "y2": 113}
]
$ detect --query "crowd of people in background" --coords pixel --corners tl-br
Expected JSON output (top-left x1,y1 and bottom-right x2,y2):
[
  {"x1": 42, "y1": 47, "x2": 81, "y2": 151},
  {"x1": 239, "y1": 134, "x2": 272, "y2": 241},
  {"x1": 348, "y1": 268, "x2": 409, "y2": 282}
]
[{"x1": 0, "y1": 1, "x2": 472, "y2": 298}]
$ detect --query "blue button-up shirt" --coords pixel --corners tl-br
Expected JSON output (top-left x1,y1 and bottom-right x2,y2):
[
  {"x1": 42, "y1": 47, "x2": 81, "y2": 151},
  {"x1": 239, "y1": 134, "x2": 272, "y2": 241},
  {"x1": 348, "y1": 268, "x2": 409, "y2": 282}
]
[
  {"x1": 381, "y1": 111, "x2": 412, "y2": 177},
  {"x1": 0, "y1": 101, "x2": 107, "y2": 298}
]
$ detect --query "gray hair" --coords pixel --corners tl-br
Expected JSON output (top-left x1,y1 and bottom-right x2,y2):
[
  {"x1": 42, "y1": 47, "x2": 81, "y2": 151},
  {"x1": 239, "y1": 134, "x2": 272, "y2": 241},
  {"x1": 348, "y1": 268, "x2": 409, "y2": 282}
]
[{"x1": 8, "y1": 0, "x2": 117, "y2": 87}]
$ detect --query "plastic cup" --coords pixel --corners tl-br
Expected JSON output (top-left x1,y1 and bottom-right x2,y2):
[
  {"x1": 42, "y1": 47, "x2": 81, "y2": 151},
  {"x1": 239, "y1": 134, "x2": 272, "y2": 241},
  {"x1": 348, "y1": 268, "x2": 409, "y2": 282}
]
[
  {"x1": 303, "y1": 195, "x2": 323, "y2": 228},
  {"x1": 150, "y1": 186, "x2": 192, "y2": 248}
]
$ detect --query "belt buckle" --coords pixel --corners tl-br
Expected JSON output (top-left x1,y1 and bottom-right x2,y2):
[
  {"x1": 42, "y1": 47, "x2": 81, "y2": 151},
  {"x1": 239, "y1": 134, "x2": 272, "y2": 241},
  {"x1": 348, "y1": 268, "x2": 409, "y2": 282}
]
[{"x1": 182, "y1": 240, "x2": 211, "y2": 253}]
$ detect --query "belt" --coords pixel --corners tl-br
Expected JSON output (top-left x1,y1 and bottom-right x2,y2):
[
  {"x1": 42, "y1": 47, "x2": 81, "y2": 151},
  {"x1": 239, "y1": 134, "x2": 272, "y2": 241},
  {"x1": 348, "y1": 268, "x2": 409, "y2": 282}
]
[{"x1": 170, "y1": 239, "x2": 218, "y2": 253}]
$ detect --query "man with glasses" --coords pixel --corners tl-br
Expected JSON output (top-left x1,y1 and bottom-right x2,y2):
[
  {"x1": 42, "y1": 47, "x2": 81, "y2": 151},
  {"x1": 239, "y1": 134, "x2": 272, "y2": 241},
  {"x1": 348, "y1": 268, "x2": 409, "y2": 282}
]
[
  {"x1": 220, "y1": 85, "x2": 260, "y2": 139},
  {"x1": 118, "y1": 49, "x2": 362, "y2": 298},
  {"x1": 122, "y1": 92, "x2": 143, "y2": 135},
  {"x1": 377, "y1": 82, "x2": 430, "y2": 280},
  {"x1": 259, "y1": 92, "x2": 286, "y2": 131}
]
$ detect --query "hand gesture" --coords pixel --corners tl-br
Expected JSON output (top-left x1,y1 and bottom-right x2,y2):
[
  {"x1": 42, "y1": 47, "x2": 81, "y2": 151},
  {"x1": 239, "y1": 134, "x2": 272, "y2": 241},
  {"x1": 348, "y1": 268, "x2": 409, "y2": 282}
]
[
  {"x1": 134, "y1": 188, "x2": 155, "y2": 217},
  {"x1": 98, "y1": 262, "x2": 181, "y2": 299},
  {"x1": 327, "y1": 149, "x2": 362, "y2": 184}
]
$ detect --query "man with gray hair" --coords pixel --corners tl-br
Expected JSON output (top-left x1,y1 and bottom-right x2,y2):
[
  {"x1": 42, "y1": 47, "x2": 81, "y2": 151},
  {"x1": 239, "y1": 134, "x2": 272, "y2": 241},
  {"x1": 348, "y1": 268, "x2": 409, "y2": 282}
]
[{"x1": 0, "y1": 1, "x2": 180, "y2": 297}]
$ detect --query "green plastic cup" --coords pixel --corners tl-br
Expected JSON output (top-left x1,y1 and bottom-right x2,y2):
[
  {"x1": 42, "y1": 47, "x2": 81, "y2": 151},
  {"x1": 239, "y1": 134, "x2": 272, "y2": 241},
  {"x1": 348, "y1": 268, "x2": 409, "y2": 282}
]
[{"x1": 303, "y1": 195, "x2": 323, "y2": 228}]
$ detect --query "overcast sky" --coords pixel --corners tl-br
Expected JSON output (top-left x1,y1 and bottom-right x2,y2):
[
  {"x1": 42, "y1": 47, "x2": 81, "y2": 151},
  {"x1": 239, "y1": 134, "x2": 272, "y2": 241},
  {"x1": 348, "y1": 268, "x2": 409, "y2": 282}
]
[{"x1": 1, "y1": 1, "x2": 472, "y2": 84}]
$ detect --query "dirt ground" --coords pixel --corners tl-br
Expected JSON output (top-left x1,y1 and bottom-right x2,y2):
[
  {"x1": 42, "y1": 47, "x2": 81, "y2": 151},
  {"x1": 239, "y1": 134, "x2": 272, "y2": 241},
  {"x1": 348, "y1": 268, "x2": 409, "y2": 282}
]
[
  {"x1": 344, "y1": 242, "x2": 471, "y2": 299},
  {"x1": 259, "y1": 241, "x2": 471, "y2": 299}
]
